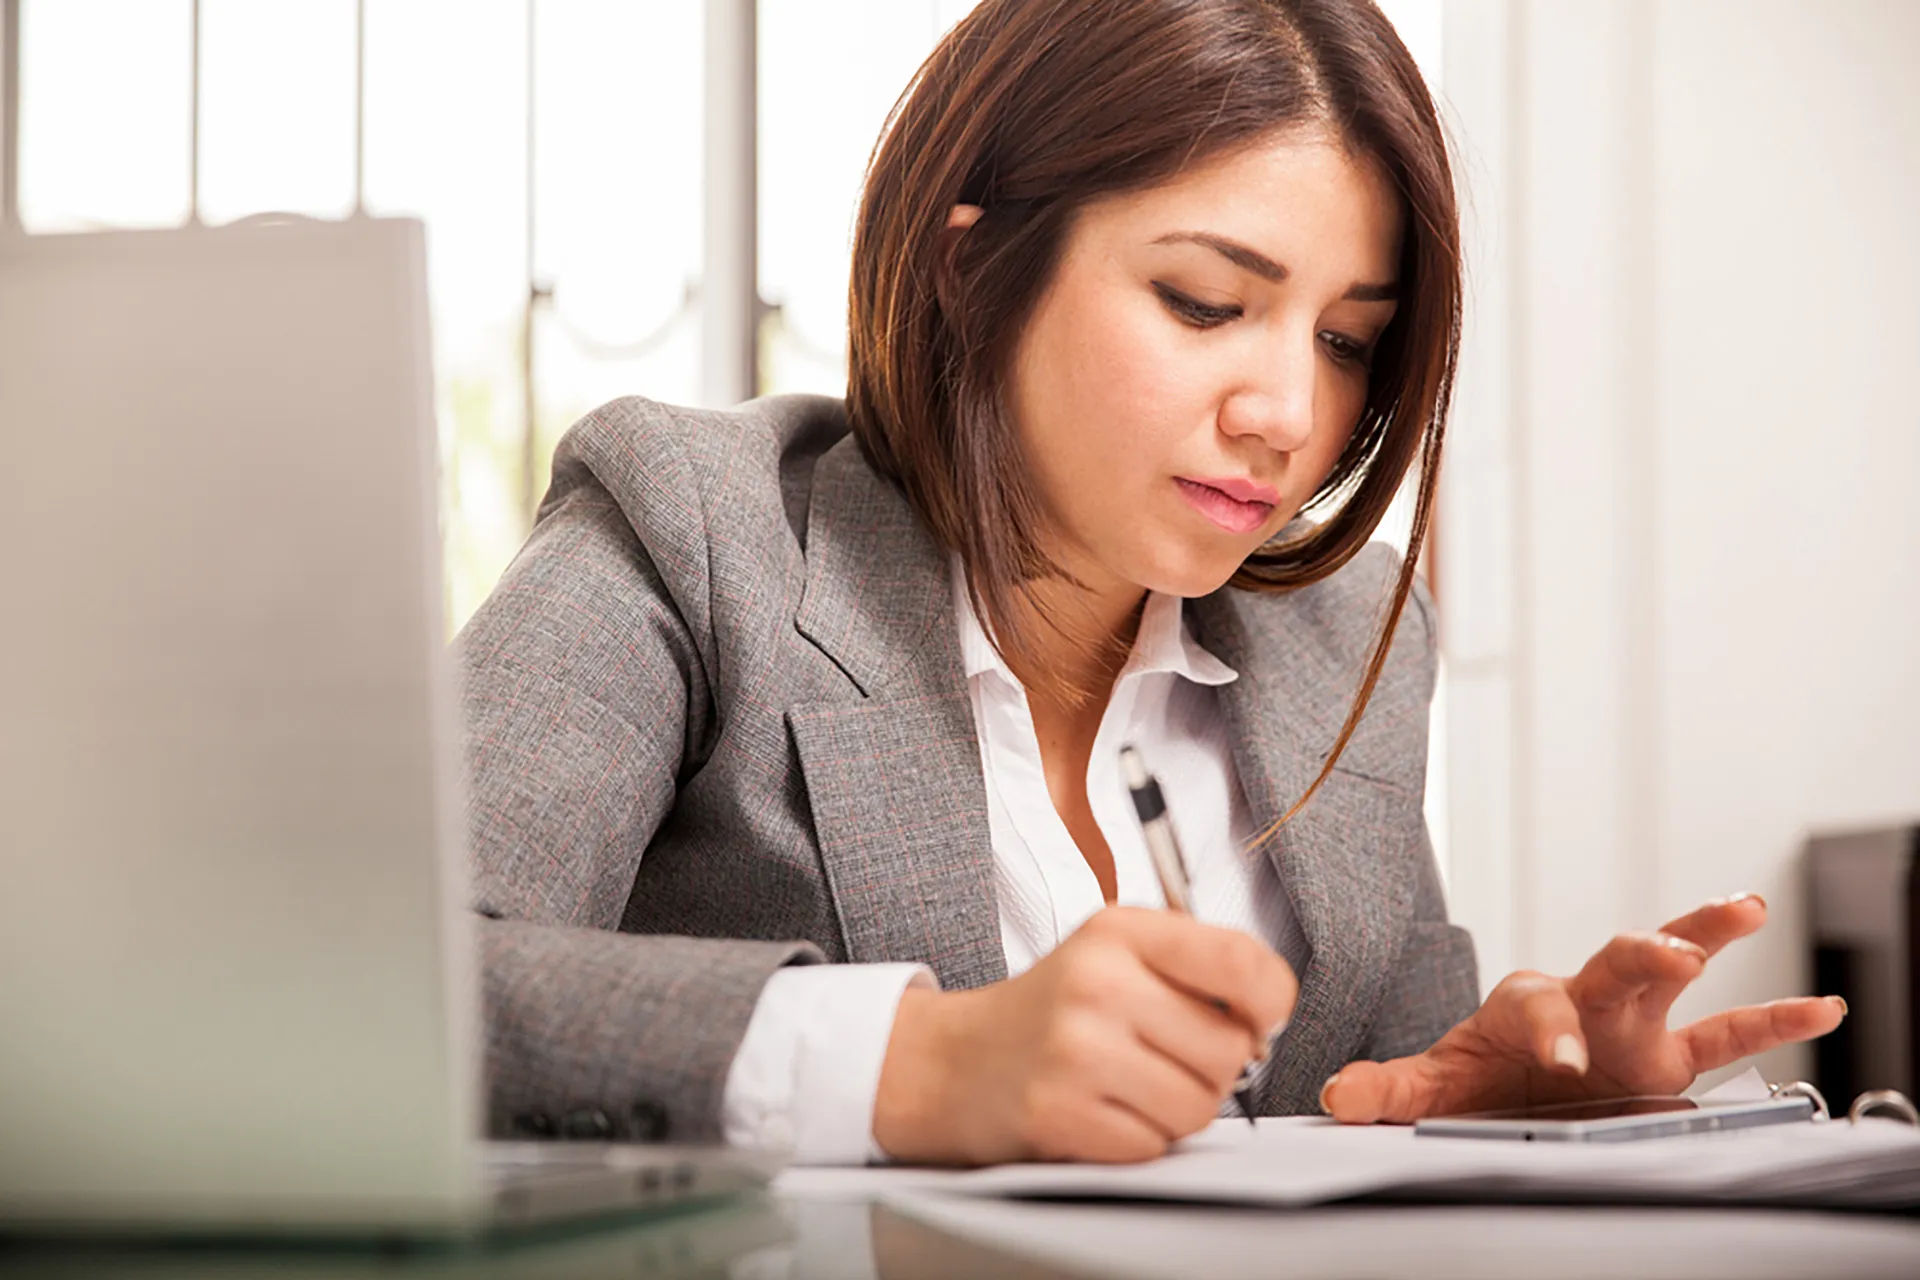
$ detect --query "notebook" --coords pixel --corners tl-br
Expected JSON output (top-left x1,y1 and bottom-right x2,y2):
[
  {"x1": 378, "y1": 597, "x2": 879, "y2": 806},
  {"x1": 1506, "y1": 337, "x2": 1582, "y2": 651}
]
[
  {"x1": 773, "y1": 1072, "x2": 1920, "y2": 1213},
  {"x1": 858, "y1": 1072, "x2": 1920, "y2": 1212}
]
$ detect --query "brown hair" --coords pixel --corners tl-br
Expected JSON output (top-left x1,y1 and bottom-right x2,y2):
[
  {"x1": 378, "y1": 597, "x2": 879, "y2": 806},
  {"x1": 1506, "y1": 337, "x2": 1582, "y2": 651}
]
[{"x1": 846, "y1": 0, "x2": 1460, "y2": 825}]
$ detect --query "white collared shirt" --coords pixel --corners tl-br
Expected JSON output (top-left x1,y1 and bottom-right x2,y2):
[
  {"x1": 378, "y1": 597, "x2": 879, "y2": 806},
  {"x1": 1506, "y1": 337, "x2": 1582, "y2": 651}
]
[{"x1": 720, "y1": 561, "x2": 1305, "y2": 1163}]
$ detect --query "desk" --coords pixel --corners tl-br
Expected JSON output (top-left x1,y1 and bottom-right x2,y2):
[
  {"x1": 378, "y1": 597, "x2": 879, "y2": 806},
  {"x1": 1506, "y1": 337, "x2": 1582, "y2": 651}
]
[{"x1": 5, "y1": 1192, "x2": 1920, "y2": 1279}]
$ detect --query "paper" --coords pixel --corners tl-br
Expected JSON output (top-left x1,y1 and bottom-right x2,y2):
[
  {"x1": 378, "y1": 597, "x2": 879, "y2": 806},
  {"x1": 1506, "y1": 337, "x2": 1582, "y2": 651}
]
[
  {"x1": 878, "y1": 1192, "x2": 1920, "y2": 1280},
  {"x1": 927, "y1": 1112, "x2": 1920, "y2": 1210},
  {"x1": 776, "y1": 1107, "x2": 1920, "y2": 1212},
  {"x1": 1692, "y1": 1065, "x2": 1775, "y2": 1103}
]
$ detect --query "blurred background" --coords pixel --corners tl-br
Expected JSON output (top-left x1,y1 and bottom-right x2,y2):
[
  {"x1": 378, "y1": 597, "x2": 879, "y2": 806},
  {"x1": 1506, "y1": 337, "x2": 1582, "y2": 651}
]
[
  {"x1": 5, "y1": 0, "x2": 1916, "y2": 1090},
  {"x1": 5, "y1": 0, "x2": 1441, "y2": 625}
]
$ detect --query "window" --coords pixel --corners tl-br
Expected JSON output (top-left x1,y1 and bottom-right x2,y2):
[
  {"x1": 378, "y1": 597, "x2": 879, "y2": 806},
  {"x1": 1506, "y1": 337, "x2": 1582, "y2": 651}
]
[{"x1": 758, "y1": 1, "x2": 980, "y2": 396}]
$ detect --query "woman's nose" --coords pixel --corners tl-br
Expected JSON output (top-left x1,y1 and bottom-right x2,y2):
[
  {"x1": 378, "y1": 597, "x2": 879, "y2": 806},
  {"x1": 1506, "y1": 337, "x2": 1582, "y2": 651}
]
[{"x1": 1218, "y1": 343, "x2": 1317, "y2": 453}]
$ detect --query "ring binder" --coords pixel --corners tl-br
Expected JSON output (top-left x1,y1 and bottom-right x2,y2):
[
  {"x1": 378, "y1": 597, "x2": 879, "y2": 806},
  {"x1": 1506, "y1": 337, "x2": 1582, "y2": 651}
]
[
  {"x1": 1769, "y1": 1079, "x2": 1919, "y2": 1127},
  {"x1": 1769, "y1": 1080, "x2": 1831, "y2": 1120},
  {"x1": 1848, "y1": 1089, "x2": 1920, "y2": 1127}
]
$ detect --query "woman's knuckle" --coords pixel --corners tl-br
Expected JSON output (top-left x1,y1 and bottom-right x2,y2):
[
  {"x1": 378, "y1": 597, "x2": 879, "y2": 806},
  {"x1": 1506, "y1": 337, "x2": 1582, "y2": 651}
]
[
  {"x1": 1046, "y1": 1015, "x2": 1104, "y2": 1074},
  {"x1": 1260, "y1": 978, "x2": 1298, "y2": 1029},
  {"x1": 1217, "y1": 932, "x2": 1259, "y2": 992},
  {"x1": 1058, "y1": 952, "x2": 1126, "y2": 1008},
  {"x1": 1498, "y1": 969, "x2": 1552, "y2": 997}
]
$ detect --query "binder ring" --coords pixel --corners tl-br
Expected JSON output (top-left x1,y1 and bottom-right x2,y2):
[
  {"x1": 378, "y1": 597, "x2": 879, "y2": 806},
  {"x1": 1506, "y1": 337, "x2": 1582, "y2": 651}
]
[
  {"x1": 1768, "y1": 1080, "x2": 1830, "y2": 1120},
  {"x1": 1847, "y1": 1089, "x2": 1920, "y2": 1127}
]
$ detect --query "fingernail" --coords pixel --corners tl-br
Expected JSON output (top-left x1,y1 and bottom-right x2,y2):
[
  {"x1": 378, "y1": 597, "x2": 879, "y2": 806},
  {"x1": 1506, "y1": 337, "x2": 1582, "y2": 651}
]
[
  {"x1": 1319, "y1": 1073, "x2": 1340, "y2": 1116},
  {"x1": 1660, "y1": 934, "x2": 1708, "y2": 960},
  {"x1": 1552, "y1": 1033, "x2": 1589, "y2": 1076},
  {"x1": 1830, "y1": 995, "x2": 1849, "y2": 1018},
  {"x1": 1721, "y1": 891, "x2": 1766, "y2": 910}
]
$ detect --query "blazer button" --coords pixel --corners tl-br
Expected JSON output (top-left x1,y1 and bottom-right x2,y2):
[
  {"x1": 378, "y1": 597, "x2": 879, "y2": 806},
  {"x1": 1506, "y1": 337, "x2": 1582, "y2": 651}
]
[
  {"x1": 562, "y1": 1108, "x2": 613, "y2": 1140},
  {"x1": 629, "y1": 1100, "x2": 669, "y2": 1142},
  {"x1": 510, "y1": 1111, "x2": 556, "y2": 1139}
]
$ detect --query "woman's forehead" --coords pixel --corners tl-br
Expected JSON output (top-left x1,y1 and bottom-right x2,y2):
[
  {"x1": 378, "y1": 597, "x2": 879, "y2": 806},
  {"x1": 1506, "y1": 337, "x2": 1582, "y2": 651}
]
[{"x1": 1071, "y1": 137, "x2": 1405, "y2": 284}]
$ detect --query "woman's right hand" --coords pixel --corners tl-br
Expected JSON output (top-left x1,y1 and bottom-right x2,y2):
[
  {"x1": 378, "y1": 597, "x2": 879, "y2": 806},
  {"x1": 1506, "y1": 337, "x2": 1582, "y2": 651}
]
[{"x1": 871, "y1": 906, "x2": 1298, "y2": 1166}]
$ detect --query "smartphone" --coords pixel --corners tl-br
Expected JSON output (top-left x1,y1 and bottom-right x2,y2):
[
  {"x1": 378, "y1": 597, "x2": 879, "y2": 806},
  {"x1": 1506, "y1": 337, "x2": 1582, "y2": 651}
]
[{"x1": 1413, "y1": 1094, "x2": 1815, "y2": 1143}]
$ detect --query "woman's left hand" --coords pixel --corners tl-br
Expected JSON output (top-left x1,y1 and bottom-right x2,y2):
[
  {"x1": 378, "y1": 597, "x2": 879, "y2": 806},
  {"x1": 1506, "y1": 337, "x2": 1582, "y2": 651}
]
[{"x1": 1319, "y1": 893, "x2": 1848, "y2": 1124}]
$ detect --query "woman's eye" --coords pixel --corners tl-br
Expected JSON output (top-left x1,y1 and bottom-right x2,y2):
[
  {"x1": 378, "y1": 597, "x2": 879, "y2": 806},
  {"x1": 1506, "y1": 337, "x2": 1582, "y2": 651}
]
[
  {"x1": 1320, "y1": 331, "x2": 1375, "y2": 367},
  {"x1": 1153, "y1": 282, "x2": 1240, "y2": 329}
]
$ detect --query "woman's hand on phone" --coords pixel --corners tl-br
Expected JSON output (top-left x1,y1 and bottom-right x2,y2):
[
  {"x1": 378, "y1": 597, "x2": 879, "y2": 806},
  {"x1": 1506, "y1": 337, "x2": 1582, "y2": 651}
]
[
  {"x1": 872, "y1": 906, "x2": 1297, "y2": 1165},
  {"x1": 1319, "y1": 893, "x2": 1847, "y2": 1124}
]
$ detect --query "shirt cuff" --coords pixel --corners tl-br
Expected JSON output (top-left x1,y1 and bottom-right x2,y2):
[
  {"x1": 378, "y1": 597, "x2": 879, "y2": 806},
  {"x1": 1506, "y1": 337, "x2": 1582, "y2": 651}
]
[{"x1": 721, "y1": 961, "x2": 937, "y2": 1165}]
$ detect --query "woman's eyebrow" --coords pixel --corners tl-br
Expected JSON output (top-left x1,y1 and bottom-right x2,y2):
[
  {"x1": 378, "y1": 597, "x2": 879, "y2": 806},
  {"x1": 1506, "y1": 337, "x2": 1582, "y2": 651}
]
[{"x1": 1149, "y1": 230, "x2": 1399, "y2": 301}]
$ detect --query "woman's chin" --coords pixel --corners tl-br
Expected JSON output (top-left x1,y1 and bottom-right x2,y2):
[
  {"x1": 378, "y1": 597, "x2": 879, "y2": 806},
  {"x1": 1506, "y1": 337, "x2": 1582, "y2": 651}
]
[{"x1": 1129, "y1": 545, "x2": 1248, "y2": 601}]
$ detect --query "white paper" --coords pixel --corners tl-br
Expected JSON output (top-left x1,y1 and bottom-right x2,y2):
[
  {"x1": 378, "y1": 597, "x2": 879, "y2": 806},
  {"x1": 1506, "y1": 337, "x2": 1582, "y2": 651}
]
[
  {"x1": 776, "y1": 1110, "x2": 1920, "y2": 1212},
  {"x1": 929, "y1": 1113, "x2": 1920, "y2": 1209},
  {"x1": 877, "y1": 1191, "x2": 1920, "y2": 1280},
  {"x1": 1691, "y1": 1065, "x2": 1775, "y2": 1103}
]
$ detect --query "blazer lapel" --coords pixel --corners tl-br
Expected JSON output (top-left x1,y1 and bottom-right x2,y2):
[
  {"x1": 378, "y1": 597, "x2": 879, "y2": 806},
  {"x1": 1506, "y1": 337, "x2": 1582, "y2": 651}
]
[
  {"x1": 1191, "y1": 591, "x2": 1420, "y2": 1114},
  {"x1": 788, "y1": 440, "x2": 1007, "y2": 991},
  {"x1": 783, "y1": 443, "x2": 1419, "y2": 1072}
]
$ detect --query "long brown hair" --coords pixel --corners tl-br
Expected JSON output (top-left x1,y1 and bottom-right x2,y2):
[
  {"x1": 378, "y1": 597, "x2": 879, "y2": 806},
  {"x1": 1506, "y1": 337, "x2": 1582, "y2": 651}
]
[{"x1": 846, "y1": 0, "x2": 1460, "y2": 825}]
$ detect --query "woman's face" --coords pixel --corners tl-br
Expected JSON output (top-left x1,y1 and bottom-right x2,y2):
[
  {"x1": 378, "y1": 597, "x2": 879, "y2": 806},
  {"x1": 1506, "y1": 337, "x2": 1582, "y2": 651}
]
[{"x1": 995, "y1": 128, "x2": 1404, "y2": 605}]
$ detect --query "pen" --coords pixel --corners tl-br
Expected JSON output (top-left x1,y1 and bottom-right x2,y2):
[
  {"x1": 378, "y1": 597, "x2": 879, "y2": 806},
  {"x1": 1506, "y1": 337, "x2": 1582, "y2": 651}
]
[{"x1": 1119, "y1": 743, "x2": 1261, "y2": 1127}]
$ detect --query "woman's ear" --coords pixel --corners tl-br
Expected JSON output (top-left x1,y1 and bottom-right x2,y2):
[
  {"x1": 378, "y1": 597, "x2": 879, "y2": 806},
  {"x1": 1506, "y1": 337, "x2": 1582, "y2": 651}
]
[{"x1": 936, "y1": 204, "x2": 986, "y2": 309}]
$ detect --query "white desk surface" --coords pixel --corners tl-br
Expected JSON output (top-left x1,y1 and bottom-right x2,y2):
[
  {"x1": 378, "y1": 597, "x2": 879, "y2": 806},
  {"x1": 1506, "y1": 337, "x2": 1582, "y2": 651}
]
[
  {"x1": 848, "y1": 1192, "x2": 1920, "y2": 1280},
  {"x1": 5, "y1": 1191, "x2": 1917, "y2": 1277}
]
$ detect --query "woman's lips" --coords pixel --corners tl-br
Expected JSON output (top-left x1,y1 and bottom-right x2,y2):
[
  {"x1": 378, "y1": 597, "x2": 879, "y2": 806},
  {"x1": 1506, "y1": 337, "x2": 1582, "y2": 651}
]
[{"x1": 1174, "y1": 477, "x2": 1275, "y2": 534}]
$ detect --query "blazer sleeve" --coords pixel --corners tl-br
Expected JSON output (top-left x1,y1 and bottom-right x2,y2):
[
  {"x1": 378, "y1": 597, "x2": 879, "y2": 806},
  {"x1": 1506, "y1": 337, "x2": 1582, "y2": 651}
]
[
  {"x1": 1351, "y1": 576, "x2": 1482, "y2": 1064},
  {"x1": 455, "y1": 455, "x2": 822, "y2": 1144}
]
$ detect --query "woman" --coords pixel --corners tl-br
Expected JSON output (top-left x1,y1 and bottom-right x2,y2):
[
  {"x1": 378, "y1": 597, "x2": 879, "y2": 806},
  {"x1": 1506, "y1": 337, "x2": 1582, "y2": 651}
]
[{"x1": 459, "y1": 0, "x2": 1841, "y2": 1166}]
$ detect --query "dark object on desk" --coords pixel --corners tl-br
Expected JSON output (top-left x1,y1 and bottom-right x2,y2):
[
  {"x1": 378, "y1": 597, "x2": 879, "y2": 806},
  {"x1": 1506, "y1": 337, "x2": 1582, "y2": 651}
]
[{"x1": 1806, "y1": 822, "x2": 1920, "y2": 1103}]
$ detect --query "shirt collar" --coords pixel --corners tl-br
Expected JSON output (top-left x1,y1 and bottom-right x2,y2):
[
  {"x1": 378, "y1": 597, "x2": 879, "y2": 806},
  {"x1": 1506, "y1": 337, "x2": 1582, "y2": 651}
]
[{"x1": 949, "y1": 556, "x2": 1238, "y2": 688}]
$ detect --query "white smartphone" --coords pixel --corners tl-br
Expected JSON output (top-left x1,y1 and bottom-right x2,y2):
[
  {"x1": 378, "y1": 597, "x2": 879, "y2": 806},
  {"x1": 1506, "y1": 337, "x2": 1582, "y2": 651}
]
[{"x1": 1413, "y1": 1094, "x2": 1816, "y2": 1143}]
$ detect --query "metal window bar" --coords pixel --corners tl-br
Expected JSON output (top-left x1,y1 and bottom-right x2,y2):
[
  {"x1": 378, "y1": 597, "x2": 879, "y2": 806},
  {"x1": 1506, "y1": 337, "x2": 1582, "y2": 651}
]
[
  {"x1": 353, "y1": 0, "x2": 364, "y2": 216},
  {"x1": 522, "y1": 0, "x2": 539, "y2": 522},
  {"x1": 703, "y1": 0, "x2": 758, "y2": 411},
  {"x1": 517, "y1": 0, "x2": 763, "y2": 519},
  {"x1": 0, "y1": 0, "x2": 760, "y2": 522},
  {"x1": 3, "y1": 0, "x2": 20, "y2": 231},
  {"x1": 189, "y1": 0, "x2": 199, "y2": 223}
]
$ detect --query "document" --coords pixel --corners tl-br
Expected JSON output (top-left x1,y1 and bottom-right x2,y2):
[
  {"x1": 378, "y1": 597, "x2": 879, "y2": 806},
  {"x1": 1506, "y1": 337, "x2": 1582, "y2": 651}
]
[
  {"x1": 773, "y1": 1072, "x2": 1920, "y2": 1212},
  {"x1": 917, "y1": 1110, "x2": 1920, "y2": 1210}
]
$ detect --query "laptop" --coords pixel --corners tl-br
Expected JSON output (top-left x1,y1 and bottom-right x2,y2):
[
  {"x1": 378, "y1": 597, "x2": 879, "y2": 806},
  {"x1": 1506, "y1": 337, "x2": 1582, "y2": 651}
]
[{"x1": 0, "y1": 216, "x2": 777, "y2": 1239}]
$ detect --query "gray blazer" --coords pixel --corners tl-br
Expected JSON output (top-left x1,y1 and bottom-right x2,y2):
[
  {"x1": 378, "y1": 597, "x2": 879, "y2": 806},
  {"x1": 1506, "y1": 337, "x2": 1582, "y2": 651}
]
[{"x1": 457, "y1": 393, "x2": 1479, "y2": 1145}]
